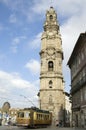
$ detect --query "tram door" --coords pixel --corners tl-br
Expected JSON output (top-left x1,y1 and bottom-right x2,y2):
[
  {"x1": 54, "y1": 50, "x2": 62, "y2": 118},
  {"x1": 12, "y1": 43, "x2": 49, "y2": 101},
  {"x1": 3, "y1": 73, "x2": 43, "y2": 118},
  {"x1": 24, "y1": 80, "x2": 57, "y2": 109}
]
[{"x1": 30, "y1": 111, "x2": 34, "y2": 126}]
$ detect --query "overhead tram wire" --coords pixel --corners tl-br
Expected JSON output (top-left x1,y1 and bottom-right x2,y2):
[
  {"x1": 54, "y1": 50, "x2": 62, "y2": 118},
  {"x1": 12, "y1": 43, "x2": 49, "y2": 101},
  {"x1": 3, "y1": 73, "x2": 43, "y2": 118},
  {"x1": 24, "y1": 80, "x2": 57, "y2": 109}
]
[
  {"x1": 0, "y1": 96, "x2": 35, "y2": 104},
  {"x1": 20, "y1": 94, "x2": 36, "y2": 107},
  {"x1": 0, "y1": 79, "x2": 39, "y2": 105}
]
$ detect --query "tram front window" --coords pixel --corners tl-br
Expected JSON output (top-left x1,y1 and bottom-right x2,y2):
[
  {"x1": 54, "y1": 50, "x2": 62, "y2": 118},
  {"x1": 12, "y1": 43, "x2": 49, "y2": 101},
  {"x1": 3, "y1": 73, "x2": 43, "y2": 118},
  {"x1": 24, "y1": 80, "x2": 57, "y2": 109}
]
[{"x1": 25, "y1": 111, "x2": 30, "y2": 118}]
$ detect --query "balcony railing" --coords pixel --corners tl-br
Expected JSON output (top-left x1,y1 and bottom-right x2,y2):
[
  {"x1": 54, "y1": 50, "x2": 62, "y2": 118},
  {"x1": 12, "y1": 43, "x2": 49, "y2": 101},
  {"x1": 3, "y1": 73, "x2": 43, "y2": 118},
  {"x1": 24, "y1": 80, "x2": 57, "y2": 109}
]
[{"x1": 71, "y1": 74, "x2": 86, "y2": 94}]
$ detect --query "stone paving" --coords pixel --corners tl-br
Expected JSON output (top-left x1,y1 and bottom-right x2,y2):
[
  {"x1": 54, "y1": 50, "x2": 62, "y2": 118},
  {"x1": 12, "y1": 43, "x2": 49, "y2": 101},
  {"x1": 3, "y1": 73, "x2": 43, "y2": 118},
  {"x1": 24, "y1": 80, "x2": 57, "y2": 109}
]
[
  {"x1": 0, "y1": 126, "x2": 86, "y2": 130},
  {"x1": 49, "y1": 126, "x2": 86, "y2": 130}
]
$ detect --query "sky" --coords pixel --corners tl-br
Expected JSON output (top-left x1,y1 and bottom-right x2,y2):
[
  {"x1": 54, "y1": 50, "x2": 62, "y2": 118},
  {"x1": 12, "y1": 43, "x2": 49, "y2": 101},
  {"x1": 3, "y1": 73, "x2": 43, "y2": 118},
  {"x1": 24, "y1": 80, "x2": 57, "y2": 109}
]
[{"x1": 0, "y1": 0, "x2": 86, "y2": 109}]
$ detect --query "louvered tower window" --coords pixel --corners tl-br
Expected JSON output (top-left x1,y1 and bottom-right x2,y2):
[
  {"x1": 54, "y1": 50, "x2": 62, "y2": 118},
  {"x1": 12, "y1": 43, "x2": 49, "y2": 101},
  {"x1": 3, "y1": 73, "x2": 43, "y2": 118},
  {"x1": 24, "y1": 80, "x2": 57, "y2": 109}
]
[
  {"x1": 50, "y1": 15, "x2": 53, "y2": 20},
  {"x1": 48, "y1": 61, "x2": 54, "y2": 71},
  {"x1": 49, "y1": 80, "x2": 53, "y2": 88}
]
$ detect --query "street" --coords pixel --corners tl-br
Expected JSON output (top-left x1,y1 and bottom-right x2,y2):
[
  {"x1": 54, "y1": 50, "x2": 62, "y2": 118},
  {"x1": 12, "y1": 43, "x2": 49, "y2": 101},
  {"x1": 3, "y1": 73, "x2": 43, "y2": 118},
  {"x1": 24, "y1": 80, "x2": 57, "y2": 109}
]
[{"x1": 0, "y1": 126, "x2": 86, "y2": 130}]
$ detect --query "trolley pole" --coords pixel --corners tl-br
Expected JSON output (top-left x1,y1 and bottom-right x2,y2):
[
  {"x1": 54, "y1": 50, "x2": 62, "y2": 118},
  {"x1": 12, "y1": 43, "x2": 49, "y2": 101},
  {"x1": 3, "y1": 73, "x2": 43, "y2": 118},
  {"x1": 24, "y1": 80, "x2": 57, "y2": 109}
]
[{"x1": 20, "y1": 94, "x2": 35, "y2": 107}]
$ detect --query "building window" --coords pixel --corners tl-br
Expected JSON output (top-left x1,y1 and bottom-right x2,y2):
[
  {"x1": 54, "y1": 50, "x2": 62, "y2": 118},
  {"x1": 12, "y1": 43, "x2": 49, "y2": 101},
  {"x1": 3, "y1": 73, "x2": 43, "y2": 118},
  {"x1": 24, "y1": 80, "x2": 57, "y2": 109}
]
[
  {"x1": 85, "y1": 118, "x2": 86, "y2": 125},
  {"x1": 84, "y1": 87, "x2": 86, "y2": 101},
  {"x1": 48, "y1": 61, "x2": 54, "y2": 71},
  {"x1": 81, "y1": 52, "x2": 84, "y2": 60},
  {"x1": 49, "y1": 80, "x2": 53, "y2": 88},
  {"x1": 78, "y1": 53, "x2": 81, "y2": 64},
  {"x1": 81, "y1": 89, "x2": 83, "y2": 102}
]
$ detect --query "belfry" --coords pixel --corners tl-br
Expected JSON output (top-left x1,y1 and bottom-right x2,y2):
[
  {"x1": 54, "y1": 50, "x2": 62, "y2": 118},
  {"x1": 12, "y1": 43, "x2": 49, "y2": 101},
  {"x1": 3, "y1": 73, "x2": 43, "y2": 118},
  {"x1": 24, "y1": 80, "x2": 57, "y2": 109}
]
[{"x1": 39, "y1": 7, "x2": 65, "y2": 124}]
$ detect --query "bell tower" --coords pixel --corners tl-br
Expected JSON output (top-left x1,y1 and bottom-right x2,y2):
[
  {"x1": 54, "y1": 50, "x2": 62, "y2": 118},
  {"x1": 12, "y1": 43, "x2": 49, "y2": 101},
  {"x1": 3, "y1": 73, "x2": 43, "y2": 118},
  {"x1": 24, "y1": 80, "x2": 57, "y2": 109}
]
[{"x1": 39, "y1": 7, "x2": 65, "y2": 124}]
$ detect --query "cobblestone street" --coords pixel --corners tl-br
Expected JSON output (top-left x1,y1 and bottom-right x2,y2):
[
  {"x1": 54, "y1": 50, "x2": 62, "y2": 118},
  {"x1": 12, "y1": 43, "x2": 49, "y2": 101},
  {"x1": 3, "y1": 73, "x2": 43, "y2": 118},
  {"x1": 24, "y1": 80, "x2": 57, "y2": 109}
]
[{"x1": 0, "y1": 126, "x2": 86, "y2": 130}]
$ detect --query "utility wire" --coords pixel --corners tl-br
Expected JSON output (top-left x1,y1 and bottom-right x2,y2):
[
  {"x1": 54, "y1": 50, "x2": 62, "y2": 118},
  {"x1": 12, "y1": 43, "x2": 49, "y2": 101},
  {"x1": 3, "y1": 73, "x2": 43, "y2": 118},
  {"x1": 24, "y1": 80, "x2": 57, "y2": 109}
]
[
  {"x1": 0, "y1": 96, "x2": 38, "y2": 103},
  {"x1": 20, "y1": 94, "x2": 36, "y2": 106}
]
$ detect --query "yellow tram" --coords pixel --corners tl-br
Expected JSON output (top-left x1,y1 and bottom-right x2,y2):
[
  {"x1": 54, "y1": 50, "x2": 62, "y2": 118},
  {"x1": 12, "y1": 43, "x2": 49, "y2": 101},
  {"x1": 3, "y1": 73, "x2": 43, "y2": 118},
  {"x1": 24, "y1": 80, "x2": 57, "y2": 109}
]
[{"x1": 16, "y1": 107, "x2": 52, "y2": 128}]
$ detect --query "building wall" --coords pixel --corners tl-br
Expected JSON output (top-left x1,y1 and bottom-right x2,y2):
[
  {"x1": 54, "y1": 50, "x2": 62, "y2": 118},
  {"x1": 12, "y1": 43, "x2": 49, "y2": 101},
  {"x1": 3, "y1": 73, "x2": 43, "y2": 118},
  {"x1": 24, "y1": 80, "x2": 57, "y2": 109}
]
[
  {"x1": 68, "y1": 32, "x2": 86, "y2": 128},
  {"x1": 64, "y1": 93, "x2": 72, "y2": 127}
]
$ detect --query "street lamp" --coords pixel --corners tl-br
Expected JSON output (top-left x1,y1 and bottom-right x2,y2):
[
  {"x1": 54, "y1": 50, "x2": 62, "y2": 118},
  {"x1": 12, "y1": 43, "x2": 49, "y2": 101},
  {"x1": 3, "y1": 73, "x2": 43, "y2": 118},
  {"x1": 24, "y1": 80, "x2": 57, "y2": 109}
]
[{"x1": 20, "y1": 94, "x2": 35, "y2": 107}]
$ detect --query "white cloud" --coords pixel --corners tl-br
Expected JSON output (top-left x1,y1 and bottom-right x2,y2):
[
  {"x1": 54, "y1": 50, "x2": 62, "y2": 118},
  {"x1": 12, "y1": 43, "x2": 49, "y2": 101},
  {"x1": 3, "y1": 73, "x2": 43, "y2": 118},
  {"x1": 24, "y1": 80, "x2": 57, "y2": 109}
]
[
  {"x1": 30, "y1": 0, "x2": 86, "y2": 17},
  {"x1": 0, "y1": 0, "x2": 23, "y2": 11},
  {"x1": 61, "y1": 8, "x2": 86, "y2": 64},
  {"x1": 0, "y1": 0, "x2": 86, "y2": 95},
  {"x1": 12, "y1": 37, "x2": 20, "y2": 45},
  {"x1": 9, "y1": 14, "x2": 17, "y2": 23},
  {"x1": 0, "y1": 70, "x2": 39, "y2": 108},
  {"x1": 31, "y1": 0, "x2": 50, "y2": 14},
  {"x1": 25, "y1": 59, "x2": 40, "y2": 75},
  {"x1": 29, "y1": 32, "x2": 41, "y2": 49},
  {"x1": 0, "y1": 88, "x2": 7, "y2": 93},
  {"x1": 1, "y1": 0, "x2": 86, "y2": 23},
  {"x1": 54, "y1": 0, "x2": 86, "y2": 17},
  {"x1": 10, "y1": 36, "x2": 27, "y2": 53},
  {"x1": 10, "y1": 37, "x2": 20, "y2": 53},
  {"x1": 0, "y1": 53, "x2": 6, "y2": 61},
  {"x1": 60, "y1": 2, "x2": 86, "y2": 92},
  {"x1": 0, "y1": 70, "x2": 29, "y2": 90},
  {"x1": 0, "y1": 24, "x2": 3, "y2": 31},
  {"x1": 10, "y1": 46, "x2": 17, "y2": 53}
]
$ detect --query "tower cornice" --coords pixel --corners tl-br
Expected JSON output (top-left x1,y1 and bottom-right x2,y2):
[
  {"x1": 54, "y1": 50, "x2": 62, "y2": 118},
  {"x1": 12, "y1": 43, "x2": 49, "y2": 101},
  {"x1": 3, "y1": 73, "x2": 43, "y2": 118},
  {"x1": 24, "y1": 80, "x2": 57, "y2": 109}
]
[{"x1": 40, "y1": 89, "x2": 64, "y2": 92}]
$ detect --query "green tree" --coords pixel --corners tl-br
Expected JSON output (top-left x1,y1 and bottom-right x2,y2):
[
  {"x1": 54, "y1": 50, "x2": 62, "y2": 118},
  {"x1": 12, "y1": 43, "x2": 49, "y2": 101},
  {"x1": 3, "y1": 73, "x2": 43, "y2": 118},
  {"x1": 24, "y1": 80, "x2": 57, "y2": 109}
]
[{"x1": 2, "y1": 102, "x2": 11, "y2": 113}]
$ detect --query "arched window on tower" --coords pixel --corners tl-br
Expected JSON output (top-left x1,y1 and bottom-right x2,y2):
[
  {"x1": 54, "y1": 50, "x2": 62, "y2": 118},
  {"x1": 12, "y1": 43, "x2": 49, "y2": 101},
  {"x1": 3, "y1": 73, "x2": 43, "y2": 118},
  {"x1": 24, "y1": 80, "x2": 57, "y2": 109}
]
[
  {"x1": 49, "y1": 80, "x2": 53, "y2": 88},
  {"x1": 48, "y1": 61, "x2": 54, "y2": 71},
  {"x1": 49, "y1": 14, "x2": 53, "y2": 20}
]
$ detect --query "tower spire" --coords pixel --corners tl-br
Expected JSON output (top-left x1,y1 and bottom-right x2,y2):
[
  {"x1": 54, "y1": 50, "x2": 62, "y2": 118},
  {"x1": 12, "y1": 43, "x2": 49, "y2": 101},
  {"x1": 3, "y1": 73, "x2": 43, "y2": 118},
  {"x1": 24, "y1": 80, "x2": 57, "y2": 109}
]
[{"x1": 43, "y1": 7, "x2": 60, "y2": 39}]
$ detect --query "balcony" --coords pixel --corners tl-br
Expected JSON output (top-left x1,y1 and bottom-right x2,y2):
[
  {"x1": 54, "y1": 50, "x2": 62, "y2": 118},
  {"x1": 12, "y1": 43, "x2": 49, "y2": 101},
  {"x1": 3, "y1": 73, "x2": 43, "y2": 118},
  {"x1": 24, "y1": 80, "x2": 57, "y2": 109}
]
[
  {"x1": 72, "y1": 104, "x2": 80, "y2": 111},
  {"x1": 71, "y1": 74, "x2": 86, "y2": 94}
]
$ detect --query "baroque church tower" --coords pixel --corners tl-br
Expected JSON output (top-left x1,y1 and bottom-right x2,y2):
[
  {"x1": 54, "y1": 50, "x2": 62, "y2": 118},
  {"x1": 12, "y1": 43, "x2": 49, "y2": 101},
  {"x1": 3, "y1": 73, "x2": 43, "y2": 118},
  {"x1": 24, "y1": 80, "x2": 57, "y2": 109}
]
[{"x1": 39, "y1": 7, "x2": 65, "y2": 124}]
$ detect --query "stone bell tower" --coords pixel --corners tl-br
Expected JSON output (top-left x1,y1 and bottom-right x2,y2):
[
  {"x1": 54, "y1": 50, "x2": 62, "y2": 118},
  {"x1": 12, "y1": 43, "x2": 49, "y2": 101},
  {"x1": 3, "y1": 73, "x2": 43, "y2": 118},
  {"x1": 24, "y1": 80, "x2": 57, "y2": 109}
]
[{"x1": 39, "y1": 7, "x2": 65, "y2": 124}]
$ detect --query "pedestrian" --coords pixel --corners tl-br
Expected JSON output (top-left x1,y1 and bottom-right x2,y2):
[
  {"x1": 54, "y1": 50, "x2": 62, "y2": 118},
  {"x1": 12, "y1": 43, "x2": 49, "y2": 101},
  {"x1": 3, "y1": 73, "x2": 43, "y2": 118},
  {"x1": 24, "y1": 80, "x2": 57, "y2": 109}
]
[
  {"x1": 72, "y1": 120, "x2": 76, "y2": 128},
  {"x1": 56, "y1": 120, "x2": 59, "y2": 127},
  {"x1": 59, "y1": 120, "x2": 62, "y2": 127}
]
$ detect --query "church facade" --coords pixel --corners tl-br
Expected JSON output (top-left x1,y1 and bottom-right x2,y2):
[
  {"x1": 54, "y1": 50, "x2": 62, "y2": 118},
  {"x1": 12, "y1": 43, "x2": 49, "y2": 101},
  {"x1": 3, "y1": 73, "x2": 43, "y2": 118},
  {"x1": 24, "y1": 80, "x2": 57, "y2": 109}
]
[{"x1": 39, "y1": 7, "x2": 65, "y2": 125}]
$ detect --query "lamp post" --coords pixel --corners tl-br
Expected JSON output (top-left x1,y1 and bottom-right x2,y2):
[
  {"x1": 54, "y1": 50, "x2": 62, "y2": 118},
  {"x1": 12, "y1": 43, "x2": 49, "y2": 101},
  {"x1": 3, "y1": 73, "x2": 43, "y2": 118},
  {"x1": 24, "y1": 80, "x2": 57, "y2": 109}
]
[{"x1": 20, "y1": 94, "x2": 35, "y2": 107}]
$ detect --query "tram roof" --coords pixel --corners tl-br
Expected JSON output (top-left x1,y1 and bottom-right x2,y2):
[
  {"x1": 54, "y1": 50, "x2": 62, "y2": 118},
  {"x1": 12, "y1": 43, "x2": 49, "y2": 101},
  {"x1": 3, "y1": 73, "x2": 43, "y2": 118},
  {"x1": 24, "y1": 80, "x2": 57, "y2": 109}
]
[{"x1": 24, "y1": 107, "x2": 50, "y2": 113}]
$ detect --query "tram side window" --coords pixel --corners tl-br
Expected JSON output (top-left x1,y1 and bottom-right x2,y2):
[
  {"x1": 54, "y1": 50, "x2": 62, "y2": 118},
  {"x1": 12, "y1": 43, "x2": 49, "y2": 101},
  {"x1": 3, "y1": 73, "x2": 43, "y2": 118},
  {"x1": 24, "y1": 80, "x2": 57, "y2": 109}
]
[
  {"x1": 37, "y1": 113, "x2": 48, "y2": 120},
  {"x1": 42, "y1": 114, "x2": 44, "y2": 120},
  {"x1": 49, "y1": 115, "x2": 50, "y2": 120},
  {"x1": 45, "y1": 115, "x2": 47, "y2": 120},
  {"x1": 40, "y1": 114, "x2": 42, "y2": 120},
  {"x1": 37, "y1": 114, "x2": 43, "y2": 120},
  {"x1": 37, "y1": 114, "x2": 38, "y2": 120},
  {"x1": 37, "y1": 114, "x2": 40, "y2": 120},
  {"x1": 45, "y1": 115, "x2": 49, "y2": 120},
  {"x1": 47, "y1": 115, "x2": 48, "y2": 120},
  {"x1": 18, "y1": 112, "x2": 24, "y2": 117}
]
